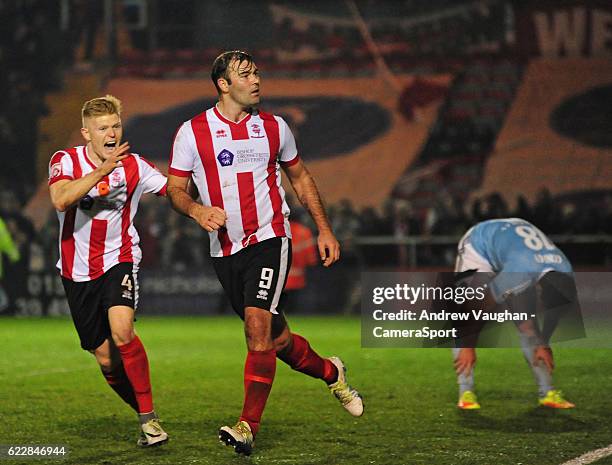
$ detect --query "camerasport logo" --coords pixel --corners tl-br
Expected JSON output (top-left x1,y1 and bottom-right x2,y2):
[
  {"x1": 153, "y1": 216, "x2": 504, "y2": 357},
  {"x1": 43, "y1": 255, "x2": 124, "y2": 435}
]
[{"x1": 50, "y1": 162, "x2": 62, "y2": 179}]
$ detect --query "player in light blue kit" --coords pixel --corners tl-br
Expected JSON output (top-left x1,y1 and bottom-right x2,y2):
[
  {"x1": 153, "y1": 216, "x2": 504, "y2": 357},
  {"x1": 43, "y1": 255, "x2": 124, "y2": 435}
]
[{"x1": 453, "y1": 218, "x2": 577, "y2": 410}]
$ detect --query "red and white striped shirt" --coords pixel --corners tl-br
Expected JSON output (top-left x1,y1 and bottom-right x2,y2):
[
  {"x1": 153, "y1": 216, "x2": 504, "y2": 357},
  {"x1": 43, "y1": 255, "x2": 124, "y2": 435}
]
[
  {"x1": 49, "y1": 146, "x2": 167, "y2": 281},
  {"x1": 169, "y1": 106, "x2": 299, "y2": 256}
]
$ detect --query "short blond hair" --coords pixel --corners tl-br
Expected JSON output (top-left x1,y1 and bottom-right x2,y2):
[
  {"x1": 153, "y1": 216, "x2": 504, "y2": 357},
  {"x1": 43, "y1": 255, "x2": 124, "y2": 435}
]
[{"x1": 81, "y1": 95, "x2": 122, "y2": 126}]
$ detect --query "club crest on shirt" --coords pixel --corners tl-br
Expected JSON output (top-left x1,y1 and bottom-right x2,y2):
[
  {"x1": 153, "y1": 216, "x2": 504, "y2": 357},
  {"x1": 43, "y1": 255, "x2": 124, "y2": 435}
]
[
  {"x1": 250, "y1": 123, "x2": 264, "y2": 139},
  {"x1": 217, "y1": 149, "x2": 234, "y2": 167},
  {"x1": 110, "y1": 170, "x2": 125, "y2": 188}
]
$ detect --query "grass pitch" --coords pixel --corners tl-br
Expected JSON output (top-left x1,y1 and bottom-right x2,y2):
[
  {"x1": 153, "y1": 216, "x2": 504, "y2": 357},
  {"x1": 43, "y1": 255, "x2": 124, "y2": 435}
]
[{"x1": 1, "y1": 316, "x2": 611, "y2": 465}]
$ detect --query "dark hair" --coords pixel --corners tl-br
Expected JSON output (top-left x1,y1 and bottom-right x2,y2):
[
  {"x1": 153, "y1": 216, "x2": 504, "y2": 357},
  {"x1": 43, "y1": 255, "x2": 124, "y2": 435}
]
[{"x1": 211, "y1": 50, "x2": 253, "y2": 94}]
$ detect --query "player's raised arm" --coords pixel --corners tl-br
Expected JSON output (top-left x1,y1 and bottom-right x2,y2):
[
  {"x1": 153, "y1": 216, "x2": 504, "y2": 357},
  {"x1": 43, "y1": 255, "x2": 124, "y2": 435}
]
[
  {"x1": 49, "y1": 142, "x2": 129, "y2": 211},
  {"x1": 166, "y1": 174, "x2": 226, "y2": 232},
  {"x1": 282, "y1": 158, "x2": 339, "y2": 267}
]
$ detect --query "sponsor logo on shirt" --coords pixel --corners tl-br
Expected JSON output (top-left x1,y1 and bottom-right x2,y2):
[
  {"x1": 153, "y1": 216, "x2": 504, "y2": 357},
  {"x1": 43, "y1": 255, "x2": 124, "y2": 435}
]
[
  {"x1": 217, "y1": 149, "x2": 235, "y2": 167},
  {"x1": 216, "y1": 129, "x2": 227, "y2": 138},
  {"x1": 236, "y1": 148, "x2": 268, "y2": 164},
  {"x1": 535, "y1": 254, "x2": 563, "y2": 264}
]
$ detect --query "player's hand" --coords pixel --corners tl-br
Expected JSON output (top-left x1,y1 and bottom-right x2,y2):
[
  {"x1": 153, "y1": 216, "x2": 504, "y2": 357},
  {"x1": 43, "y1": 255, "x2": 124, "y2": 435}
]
[
  {"x1": 454, "y1": 348, "x2": 476, "y2": 376},
  {"x1": 98, "y1": 142, "x2": 130, "y2": 176},
  {"x1": 190, "y1": 204, "x2": 227, "y2": 232},
  {"x1": 318, "y1": 229, "x2": 340, "y2": 267},
  {"x1": 533, "y1": 346, "x2": 554, "y2": 374}
]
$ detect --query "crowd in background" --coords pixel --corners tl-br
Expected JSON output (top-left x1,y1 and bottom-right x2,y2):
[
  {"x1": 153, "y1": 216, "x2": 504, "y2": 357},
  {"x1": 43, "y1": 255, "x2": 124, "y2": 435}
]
[
  {"x1": 134, "y1": 188, "x2": 612, "y2": 269},
  {"x1": 0, "y1": 0, "x2": 72, "y2": 203},
  {"x1": 273, "y1": 0, "x2": 507, "y2": 66},
  {"x1": 0, "y1": 189, "x2": 37, "y2": 311},
  {"x1": 2, "y1": 185, "x2": 611, "y2": 286},
  {"x1": 115, "y1": 0, "x2": 509, "y2": 79}
]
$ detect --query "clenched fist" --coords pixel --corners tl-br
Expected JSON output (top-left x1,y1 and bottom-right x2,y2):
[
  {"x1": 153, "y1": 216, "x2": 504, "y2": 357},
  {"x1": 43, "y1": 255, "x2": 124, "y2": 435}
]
[{"x1": 189, "y1": 204, "x2": 227, "y2": 232}]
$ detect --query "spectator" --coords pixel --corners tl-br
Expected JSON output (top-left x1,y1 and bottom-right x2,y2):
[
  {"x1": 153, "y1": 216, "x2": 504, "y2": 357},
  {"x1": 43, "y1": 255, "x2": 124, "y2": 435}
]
[
  {"x1": 285, "y1": 212, "x2": 318, "y2": 313},
  {"x1": 0, "y1": 216, "x2": 21, "y2": 313}
]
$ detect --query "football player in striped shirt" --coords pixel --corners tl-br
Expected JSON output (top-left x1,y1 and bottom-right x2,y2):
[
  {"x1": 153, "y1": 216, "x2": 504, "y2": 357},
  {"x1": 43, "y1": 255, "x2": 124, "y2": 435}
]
[
  {"x1": 48, "y1": 95, "x2": 169, "y2": 446},
  {"x1": 167, "y1": 51, "x2": 363, "y2": 455}
]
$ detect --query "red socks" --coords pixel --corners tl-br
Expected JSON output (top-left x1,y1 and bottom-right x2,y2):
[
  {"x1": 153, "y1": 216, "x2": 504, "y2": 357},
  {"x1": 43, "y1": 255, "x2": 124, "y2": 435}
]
[
  {"x1": 237, "y1": 335, "x2": 336, "y2": 435},
  {"x1": 277, "y1": 334, "x2": 338, "y2": 384},
  {"x1": 240, "y1": 349, "x2": 276, "y2": 435},
  {"x1": 117, "y1": 336, "x2": 154, "y2": 414},
  {"x1": 101, "y1": 364, "x2": 139, "y2": 412}
]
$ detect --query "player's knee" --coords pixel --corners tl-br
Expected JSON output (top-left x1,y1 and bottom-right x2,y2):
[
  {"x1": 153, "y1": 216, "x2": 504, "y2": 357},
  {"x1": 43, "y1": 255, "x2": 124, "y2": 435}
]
[
  {"x1": 93, "y1": 351, "x2": 114, "y2": 372},
  {"x1": 245, "y1": 332, "x2": 274, "y2": 351},
  {"x1": 98, "y1": 358, "x2": 113, "y2": 373},
  {"x1": 111, "y1": 329, "x2": 135, "y2": 347},
  {"x1": 274, "y1": 338, "x2": 290, "y2": 353},
  {"x1": 244, "y1": 307, "x2": 273, "y2": 350},
  {"x1": 273, "y1": 331, "x2": 291, "y2": 353},
  {"x1": 245, "y1": 326, "x2": 274, "y2": 351},
  {"x1": 92, "y1": 340, "x2": 117, "y2": 372}
]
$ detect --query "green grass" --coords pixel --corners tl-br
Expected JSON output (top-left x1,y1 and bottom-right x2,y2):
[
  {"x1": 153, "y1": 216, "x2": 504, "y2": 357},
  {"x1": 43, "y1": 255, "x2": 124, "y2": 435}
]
[{"x1": 1, "y1": 316, "x2": 612, "y2": 465}]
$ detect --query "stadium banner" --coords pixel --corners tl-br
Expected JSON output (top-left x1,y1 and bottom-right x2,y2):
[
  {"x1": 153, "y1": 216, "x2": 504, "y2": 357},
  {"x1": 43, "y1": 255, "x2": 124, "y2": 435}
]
[
  {"x1": 360, "y1": 272, "x2": 612, "y2": 348},
  {"x1": 137, "y1": 270, "x2": 226, "y2": 315},
  {"x1": 1, "y1": 240, "x2": 69, "y2": 317},
  {"x1": 2, "y1": 268, "x2": 226, "y2": 317},
  {"x1": 2, "y1": 264, "x2": 355, "y2": 316},
  {"x1": 512, "y1": 0, "x2": 612, "y2": 57},
  {"x1": 8, "y1": 270, "x2": 69, "y2": 317}
]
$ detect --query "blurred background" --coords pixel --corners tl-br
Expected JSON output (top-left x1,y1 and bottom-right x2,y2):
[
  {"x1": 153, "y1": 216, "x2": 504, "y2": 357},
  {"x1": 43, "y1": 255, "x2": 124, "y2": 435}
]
[{"x1": 1, "y1": 0, "x2": 611, "y2": 317}]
